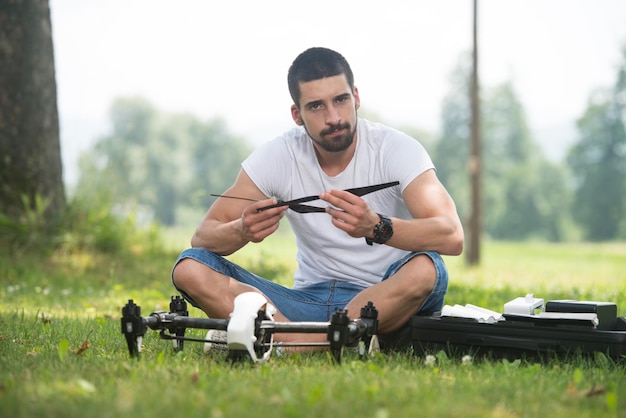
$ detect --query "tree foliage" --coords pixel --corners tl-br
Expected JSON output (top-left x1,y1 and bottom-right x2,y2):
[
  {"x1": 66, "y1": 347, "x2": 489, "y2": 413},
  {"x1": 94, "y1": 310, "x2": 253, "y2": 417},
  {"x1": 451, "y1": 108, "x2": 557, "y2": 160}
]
[
  {"x1": 75, "y1": 97, "x2": 251, "y2": 226},
  {"x1": 434, "y1": 58, "x2": 569, "y2": 241},
  {"x1": 567, "y1": 47, "x2": 626, "y2": 241},
  {"x1": 434, "y1": 57, "x2": 472, "y2": 221},
  {"x1": 483, "y1": 83, "x2": 569, "y2": 241}
]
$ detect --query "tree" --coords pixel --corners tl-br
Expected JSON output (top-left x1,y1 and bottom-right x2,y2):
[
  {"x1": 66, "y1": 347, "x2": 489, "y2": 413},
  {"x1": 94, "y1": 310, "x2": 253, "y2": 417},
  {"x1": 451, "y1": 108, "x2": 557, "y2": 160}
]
[
  {"x1": 480, "y1": 83, "x2": 532, "y2": 239},
  {"x1": 0, "y1": 0, "x2": 65, "y2": 221},
  {"x1": 184, "y1": 118, "x2": 250, "y2": 209},
  {"x1": 436, "y1": 59, "x2": 569, "y2": 242},
  {"x1": 77, "y1": 98, "x2": 251, "y2": 226},
  {"x1": 567, "y1": 47, "x2": 626, "y2": 240}
]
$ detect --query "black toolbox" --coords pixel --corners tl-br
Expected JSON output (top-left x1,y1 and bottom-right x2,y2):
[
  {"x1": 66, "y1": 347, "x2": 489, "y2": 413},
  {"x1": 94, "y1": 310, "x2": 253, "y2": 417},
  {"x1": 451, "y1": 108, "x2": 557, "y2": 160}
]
[{"x1": 411, "y1": 314, "x2": 626, "y2": 361}]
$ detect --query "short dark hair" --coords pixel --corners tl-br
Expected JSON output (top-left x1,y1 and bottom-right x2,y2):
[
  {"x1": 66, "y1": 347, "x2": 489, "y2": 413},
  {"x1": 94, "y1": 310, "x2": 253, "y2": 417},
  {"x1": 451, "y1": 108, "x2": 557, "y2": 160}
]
[{"x1": 287, "y1": 47, "x2": 355, "y2": 107}]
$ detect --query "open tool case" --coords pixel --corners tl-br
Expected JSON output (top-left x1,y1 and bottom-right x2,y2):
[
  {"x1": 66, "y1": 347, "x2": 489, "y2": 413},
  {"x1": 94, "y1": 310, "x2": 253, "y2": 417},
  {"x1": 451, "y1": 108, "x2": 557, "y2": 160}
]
[{"x1": 411, "y1": 297, "x2": 626, "y2": 361}]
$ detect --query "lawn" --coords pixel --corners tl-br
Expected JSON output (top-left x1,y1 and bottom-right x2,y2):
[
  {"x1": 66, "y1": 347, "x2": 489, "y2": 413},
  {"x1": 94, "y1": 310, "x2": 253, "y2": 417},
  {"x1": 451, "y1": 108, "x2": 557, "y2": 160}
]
[{"x1": 1, "y1": 233, "x2": 625, "y2": 417}]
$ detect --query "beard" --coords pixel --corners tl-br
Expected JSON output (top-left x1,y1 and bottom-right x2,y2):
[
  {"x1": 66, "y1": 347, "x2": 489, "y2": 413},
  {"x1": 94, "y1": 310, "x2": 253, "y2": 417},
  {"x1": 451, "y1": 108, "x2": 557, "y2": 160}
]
[{"x1": 304, "y1": 120, "x2": 358, "y2": 153}]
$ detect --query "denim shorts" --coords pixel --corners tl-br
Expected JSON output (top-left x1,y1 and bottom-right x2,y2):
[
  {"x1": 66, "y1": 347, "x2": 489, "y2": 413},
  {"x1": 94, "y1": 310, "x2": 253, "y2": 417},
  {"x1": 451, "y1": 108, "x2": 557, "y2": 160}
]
[{"x1": 172, "y1": 248, "x2": 448, "y2": 322}]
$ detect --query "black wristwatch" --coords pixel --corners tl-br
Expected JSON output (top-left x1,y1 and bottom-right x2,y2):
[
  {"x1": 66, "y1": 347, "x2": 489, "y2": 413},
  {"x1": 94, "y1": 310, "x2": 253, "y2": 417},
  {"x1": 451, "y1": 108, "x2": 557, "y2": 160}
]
[{"x1": 366, "y1": 213, "x2": 393, "y2": 245}]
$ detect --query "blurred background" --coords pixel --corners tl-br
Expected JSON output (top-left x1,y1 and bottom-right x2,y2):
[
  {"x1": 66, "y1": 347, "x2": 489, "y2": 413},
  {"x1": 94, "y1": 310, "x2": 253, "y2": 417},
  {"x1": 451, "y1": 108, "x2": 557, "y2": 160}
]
[
  {"x1": 3, "y1": 0, "x2": 626, "y2": 253},
  {"x1": 52, "y1": 0, "x2": 626, "y2": 181}
]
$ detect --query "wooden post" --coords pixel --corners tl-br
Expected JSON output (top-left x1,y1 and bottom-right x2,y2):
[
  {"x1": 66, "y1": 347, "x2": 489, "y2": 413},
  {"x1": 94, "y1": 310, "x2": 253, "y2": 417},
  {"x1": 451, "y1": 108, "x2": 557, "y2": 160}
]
[{"x1": 467, "y1": 0, "x2": 482, "y2": 265}]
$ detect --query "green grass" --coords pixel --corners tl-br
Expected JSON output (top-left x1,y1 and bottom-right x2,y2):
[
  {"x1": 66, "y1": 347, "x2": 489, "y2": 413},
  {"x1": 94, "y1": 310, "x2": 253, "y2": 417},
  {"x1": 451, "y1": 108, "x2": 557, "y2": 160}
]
[{"x1": 1, "y1": 235, "x2": 625, "y2": 417}]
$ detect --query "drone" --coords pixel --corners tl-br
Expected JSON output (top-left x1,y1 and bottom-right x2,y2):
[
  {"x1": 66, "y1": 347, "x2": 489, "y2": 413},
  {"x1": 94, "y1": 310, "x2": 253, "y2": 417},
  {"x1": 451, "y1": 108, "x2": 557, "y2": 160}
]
[{"x1": 121, "y1": 292, "x2": 380, "y2": 364}]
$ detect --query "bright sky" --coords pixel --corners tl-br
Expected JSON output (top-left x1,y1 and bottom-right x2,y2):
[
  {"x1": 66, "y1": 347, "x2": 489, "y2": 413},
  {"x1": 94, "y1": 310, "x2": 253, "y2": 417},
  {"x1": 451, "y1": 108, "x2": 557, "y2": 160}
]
[{"x1": 49, "y1": 0, "x2": 626, "y2": 185}]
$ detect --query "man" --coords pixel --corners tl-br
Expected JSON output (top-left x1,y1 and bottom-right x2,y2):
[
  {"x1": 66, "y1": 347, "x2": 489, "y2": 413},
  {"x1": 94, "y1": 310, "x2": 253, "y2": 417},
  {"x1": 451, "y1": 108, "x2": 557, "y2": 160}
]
[{"x1": 172, "y1": 47, "x2": 464, "y2": 349}]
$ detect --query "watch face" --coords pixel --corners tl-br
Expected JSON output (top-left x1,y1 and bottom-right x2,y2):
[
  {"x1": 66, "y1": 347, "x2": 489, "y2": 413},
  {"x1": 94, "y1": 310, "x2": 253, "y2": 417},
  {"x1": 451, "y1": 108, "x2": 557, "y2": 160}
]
[
  {"x1": 374, "y1": 215, "x2": 393, "y2": 242},
  {"x1": 378, "y1": 223, "x2": 392, "y2": 239}
]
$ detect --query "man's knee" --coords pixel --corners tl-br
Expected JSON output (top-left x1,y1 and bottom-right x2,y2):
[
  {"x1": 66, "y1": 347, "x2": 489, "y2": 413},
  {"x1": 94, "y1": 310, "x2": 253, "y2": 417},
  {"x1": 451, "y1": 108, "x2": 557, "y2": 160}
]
[
  {"x1": 402, "y1": 254, "x2": 437, "y2": 299},
  {"x1": 173, "y1": 257, "x2": 231, "y2": 293},
  {"x1": 172, "y1": 258, "x2": 201, "y2": 291}
]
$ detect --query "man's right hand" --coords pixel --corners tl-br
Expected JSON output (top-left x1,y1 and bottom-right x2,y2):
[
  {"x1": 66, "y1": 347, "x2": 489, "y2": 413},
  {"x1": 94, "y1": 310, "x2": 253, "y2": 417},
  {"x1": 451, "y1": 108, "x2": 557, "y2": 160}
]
[{"x1": 239, "y1": 199, "x2": 287, "y2": 243}]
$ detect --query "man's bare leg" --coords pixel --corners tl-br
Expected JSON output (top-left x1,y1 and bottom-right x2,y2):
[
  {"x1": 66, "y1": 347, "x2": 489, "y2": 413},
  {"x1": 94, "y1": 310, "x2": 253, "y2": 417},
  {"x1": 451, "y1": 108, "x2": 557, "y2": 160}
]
[
  {"x1": 173, "y1": 258, "x2": 266, "y2": 319},
  {"x1": 343, "y1": 254, "x2": 436, "y2": 333},
  {"x1": 172, "y1": 255, "x2": 436, "y2": 350},
  {"x1": 172, "y1": 259, "x2": 326, "y2": 348}
]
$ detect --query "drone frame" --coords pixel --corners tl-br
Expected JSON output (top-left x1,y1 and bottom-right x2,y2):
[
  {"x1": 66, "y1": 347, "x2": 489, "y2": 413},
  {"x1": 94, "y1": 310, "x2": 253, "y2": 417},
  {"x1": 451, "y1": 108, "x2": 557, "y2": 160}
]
[{"x1": 121, "y1": 294, "x2": 379, "y2": 364}]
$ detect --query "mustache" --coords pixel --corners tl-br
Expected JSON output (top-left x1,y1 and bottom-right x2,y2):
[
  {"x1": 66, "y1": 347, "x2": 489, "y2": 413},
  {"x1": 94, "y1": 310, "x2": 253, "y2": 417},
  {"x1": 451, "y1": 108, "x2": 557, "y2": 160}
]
[{"x1": 320, "y1": 123, "x2": 350, "y2": 136}]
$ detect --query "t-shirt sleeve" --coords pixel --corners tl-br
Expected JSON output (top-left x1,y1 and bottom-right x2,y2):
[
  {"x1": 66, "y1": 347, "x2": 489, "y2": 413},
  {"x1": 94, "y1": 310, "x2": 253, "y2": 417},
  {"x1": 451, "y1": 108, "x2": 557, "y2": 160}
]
[
  {"x1": 241, "y1": 135, "x2": 292, "y2": 199},
  {"x1": 382, "y1": 133, "x2": 435, "y2": 193}
]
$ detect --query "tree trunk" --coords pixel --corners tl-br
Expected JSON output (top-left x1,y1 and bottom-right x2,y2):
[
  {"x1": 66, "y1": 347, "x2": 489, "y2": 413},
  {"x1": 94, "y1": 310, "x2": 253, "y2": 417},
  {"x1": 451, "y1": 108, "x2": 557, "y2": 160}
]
[{"x1": 0, "y1": 0, "x2": 65, "y2": 220}]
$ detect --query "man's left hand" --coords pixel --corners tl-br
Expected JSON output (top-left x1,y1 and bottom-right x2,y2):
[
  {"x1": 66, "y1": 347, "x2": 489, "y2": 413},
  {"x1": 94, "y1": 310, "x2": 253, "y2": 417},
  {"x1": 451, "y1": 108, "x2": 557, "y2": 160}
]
[{"x1": 319, "y1": 189, "x2": 379, "y2": 239}]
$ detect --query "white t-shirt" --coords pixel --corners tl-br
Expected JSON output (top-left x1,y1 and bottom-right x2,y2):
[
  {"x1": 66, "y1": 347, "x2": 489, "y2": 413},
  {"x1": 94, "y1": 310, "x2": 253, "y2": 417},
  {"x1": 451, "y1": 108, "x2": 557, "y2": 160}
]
[{"x1": 242, "y1": 118, "x2": 434, "y2": 288}]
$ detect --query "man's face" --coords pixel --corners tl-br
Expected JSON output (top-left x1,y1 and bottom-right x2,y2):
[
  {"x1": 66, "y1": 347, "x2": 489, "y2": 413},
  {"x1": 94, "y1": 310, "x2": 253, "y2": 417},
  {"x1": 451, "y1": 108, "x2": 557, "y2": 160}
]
[{"x1": 291, "y1": 74, "x2": 360, "y2": 153}]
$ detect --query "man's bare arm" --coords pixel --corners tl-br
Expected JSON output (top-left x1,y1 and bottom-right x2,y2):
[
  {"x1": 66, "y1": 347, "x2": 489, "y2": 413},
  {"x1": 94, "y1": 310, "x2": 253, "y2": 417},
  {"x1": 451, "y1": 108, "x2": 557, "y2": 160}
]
[
  {"x1": 392, "y1": 169, "x2": 464, "y2": 255},
  {"x1": 191, "y1": 170, "x2": 287, "y2": 255},
  {"x1": 321, "y1": 169, "x2": 464, "y2": 255}
]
